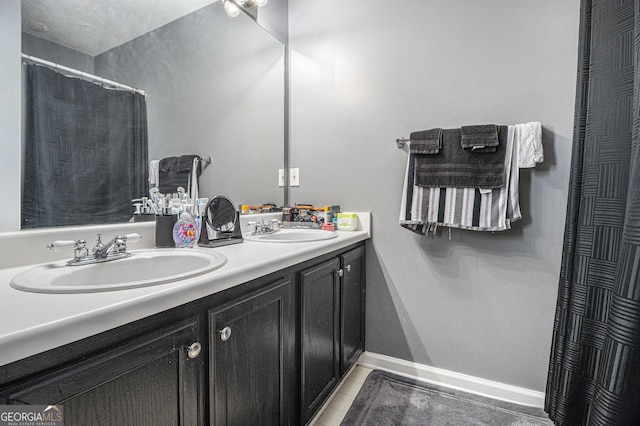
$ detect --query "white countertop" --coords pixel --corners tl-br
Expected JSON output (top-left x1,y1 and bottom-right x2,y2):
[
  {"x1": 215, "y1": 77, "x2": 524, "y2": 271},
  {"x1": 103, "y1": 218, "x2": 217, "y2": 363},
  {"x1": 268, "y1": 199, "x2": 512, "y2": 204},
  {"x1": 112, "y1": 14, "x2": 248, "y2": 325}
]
[{"x1": 0, "y1": 213, "x2": 370, "y2": 367}]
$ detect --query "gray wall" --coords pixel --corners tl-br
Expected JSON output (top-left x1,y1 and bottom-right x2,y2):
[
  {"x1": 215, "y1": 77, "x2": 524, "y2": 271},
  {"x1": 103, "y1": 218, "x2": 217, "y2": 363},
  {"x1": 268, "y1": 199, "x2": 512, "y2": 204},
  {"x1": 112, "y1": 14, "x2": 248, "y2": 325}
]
[
  {"x1": 0, "y1": 0, "x2": 21, "y2": 231},
  {"x1": 257, "y1": 0, "x2": 288, "y2": 43},
  {"x1": 22, "y1": 32, "x2": 95, "y2": 74},
  {"x1": 289, "y1": 0, "x2": 580, "y2": 392}
]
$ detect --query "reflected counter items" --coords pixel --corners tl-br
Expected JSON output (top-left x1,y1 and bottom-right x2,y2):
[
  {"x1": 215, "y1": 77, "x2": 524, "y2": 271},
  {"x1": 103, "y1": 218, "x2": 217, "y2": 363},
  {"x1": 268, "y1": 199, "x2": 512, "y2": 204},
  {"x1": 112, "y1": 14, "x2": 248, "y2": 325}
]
[{"x1": 156, "y1": 214, "x2": 178, "y2": 247}]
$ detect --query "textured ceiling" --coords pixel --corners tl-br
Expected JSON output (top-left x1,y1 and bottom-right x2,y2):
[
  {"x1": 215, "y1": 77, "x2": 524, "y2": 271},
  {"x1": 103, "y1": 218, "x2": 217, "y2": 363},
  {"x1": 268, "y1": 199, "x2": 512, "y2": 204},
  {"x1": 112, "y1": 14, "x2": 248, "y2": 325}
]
[{"x1": 22, "y1": 0, "x2": 219, "y2": 56}]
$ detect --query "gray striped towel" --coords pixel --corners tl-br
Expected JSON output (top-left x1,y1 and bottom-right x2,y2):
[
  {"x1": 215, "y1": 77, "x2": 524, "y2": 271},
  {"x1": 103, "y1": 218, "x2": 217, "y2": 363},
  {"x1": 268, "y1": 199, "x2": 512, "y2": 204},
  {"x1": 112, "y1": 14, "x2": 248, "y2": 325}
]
[{"x1": 399, "y1": 125, "x2": 522, "y2": 232}]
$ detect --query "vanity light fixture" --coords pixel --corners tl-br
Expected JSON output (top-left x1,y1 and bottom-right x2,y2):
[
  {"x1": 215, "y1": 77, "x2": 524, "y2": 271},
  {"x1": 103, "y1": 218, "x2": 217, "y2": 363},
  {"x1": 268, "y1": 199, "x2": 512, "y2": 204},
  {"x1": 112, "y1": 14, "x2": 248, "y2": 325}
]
[{"x1": 222, "y1": 0, "x2": 269, "y2": 18}]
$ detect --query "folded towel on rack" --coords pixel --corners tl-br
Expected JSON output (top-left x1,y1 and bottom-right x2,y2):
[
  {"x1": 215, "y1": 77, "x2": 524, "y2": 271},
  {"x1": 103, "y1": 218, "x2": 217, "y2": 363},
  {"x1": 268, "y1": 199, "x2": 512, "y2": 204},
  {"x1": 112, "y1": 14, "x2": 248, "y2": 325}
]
[
  {"x1": 460, "y1": 124, "x2": 499, "y2": 152},
  {"x1": 515, "y1": 122, "x2": 543, "y2": 168},
  {"x1": 158, "y1": 155, "x2": 201, "y2": 194},
  {"x1": 399, "y1": 125, "x2": 521, "y2": 232},
  {"x1": 410, "y1": 128, "x2": 443, "y2": 154},
  {"x1": 413, "y1": 126, "x2": 508, "y2": 189},
  {"x1": 177, "y1": 154, "x2": 201, "y2": 172}
]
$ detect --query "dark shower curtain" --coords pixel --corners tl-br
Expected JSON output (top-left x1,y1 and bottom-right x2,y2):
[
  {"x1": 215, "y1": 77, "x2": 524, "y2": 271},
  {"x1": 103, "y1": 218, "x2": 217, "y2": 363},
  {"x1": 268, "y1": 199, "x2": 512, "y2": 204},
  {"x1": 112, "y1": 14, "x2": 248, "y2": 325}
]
[
  {"x1": 545, "y1": 1, "x2": 640, "y2": 425},
  {"x1": 22, "y1": 64, "x2": 148, "y2": 228}
]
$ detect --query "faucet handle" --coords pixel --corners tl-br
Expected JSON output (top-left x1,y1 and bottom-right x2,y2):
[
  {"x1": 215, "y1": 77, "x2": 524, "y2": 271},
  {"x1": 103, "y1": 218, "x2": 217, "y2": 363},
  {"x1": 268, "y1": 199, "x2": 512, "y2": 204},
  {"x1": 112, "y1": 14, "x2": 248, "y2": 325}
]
[
  {"x1": 47, "y1": 240, "x2": 79, "y2": 252},
  {"x1": 111, "y1": 234, "x2": 141, "y2": 253},
  {"x1": 124, "y1": 233, "x2": 141, "y2": 243},
  {"x1": 94, "y1": 233, "x2": 104, "y2": 250}
]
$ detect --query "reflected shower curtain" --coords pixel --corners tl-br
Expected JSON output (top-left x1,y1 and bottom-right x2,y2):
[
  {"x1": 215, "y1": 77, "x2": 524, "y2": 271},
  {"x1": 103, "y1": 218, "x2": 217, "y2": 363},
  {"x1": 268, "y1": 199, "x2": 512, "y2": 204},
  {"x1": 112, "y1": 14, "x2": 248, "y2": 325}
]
[
  {"x1": 545, "y1": 1, "x2": 640, "y2": 424},
  {"x1": 22, "y1": 64, "x2": 148, "y2": 228}
]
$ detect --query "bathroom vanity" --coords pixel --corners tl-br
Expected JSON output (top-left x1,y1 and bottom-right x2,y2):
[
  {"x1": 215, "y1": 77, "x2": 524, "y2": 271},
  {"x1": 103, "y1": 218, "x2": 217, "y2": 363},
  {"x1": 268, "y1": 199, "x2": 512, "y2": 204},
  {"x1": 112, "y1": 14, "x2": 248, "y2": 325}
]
[{"x1": 0, "y1": 217, "x2": 369, "y2": 425}]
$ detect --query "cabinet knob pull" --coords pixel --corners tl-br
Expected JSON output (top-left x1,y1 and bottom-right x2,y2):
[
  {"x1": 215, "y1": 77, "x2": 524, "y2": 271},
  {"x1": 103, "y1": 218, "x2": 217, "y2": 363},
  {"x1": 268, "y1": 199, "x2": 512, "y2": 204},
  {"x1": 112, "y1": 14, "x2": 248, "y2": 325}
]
[
  {"x1": 187, "y1": 342, "x2": 202, "y2": 359},
  {"x1": 219, "y1": 326, "x2": 232, "y2": 342},
  {"x1": 345, "y1": 264, "x2": 351, "y2": 273},
  {"x1": 336, "y1": 269, "x2": 344, "y2": 277}
]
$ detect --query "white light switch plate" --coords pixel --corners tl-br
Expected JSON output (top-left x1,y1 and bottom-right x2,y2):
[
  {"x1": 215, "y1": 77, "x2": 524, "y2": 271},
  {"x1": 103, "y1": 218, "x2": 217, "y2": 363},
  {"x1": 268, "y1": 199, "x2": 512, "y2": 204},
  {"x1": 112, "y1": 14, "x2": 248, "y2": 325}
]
[
  {"x1": 278, "y1": 169, "x2": 285, "y2": 187},
  {"x1": 290, "y1": 168, "x2": 300, "y2": 187}
]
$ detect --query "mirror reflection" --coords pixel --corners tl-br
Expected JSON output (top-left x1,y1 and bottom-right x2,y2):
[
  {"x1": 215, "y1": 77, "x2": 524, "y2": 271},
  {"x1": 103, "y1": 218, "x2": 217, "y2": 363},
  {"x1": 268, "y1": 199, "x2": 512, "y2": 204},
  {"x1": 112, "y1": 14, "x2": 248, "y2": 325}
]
[{"x1": 19, "y1": 0, "x2": 285, "y2": 229}]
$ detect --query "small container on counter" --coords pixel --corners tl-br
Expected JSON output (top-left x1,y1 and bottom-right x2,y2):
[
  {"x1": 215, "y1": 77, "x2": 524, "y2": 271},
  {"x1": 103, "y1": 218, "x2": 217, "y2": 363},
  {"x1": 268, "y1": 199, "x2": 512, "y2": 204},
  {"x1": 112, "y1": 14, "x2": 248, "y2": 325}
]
[
  {"x1": 155, "y1": 214, "x2": 178, "y2": 247},
  {"x1": 329, "y1": 205, "x2": 340, "y2": 229},
  {"x1": 336, "y1": 213, "x2": 358, "y2": 231},
  {"x1": 322, "y1": 222, "x2": 335, "y2": 231}
]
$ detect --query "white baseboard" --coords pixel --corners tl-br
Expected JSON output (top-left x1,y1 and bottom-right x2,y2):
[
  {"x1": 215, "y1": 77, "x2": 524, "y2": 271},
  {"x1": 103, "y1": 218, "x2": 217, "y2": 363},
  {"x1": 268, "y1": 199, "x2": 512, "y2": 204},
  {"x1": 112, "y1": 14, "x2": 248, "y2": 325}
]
[{"x1": 357, "y1": 352, "x2": 546, "y2": 408}]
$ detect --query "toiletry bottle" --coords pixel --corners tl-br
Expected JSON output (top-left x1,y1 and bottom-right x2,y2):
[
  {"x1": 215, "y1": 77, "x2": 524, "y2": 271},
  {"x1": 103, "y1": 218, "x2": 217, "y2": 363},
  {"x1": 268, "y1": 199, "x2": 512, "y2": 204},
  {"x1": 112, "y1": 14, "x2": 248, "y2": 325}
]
[
  {"x1": 330, "y1": 205, "x2": 341, "y2": 229},
  {"x1": 323, "y1": 205, "x2": 331, "y2": 225},
  {"x1": 173, "y1": 208, "x2": 198, "y2": 248}
]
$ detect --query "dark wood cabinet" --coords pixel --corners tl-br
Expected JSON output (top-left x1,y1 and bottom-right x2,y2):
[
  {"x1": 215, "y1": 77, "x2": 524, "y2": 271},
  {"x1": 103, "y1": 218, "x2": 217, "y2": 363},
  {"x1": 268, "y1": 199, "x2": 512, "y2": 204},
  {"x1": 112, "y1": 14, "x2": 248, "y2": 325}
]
[
  {"x1": 300, "y1": 244, "x2": 367, "y2": 424},
  {"x1": 300, "y1": 257, "x2": 341, "y2": 423},
  {"x1": 0, "y1": 317, "x2": 204, "y2": 426},
  {"x1": 340, "y1": 245, "x2": 366, "y2": 375},
  {"x1": 208, "y1": 278, "x2": 292, "y2": 426}
]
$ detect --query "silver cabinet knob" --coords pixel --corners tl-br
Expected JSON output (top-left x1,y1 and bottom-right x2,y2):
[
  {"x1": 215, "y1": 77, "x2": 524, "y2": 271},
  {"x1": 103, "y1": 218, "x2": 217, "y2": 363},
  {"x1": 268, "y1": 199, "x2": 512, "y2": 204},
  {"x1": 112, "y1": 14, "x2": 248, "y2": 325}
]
[
  {"x1": 187, "y1": 342, "x2": 202, "y2": 359},
  {"x1": 219, "y1": 326, "x2": 232, "y2": 342},
  {"x1": 336, "y1": 269, "x2": 344, "y2": 277},
  {"x1": 345, "y1": 264, "x2": 351, "y2": 273}
]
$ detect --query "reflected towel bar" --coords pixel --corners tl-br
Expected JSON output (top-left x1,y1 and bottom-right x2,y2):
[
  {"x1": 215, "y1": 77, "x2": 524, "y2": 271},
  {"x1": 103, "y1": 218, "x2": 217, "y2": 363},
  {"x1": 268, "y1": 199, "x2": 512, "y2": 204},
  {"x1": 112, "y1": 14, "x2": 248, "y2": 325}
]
[{"x1": 396, "y1": 137, "x2": 409, "y2": 148}]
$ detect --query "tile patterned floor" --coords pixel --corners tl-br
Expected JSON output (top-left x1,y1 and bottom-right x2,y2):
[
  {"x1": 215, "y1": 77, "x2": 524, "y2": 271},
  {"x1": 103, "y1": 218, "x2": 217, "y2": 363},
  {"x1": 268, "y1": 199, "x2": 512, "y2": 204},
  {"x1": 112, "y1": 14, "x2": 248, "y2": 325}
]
[{"x1": 309, "y1": 366, "x2": 372, "y2": 426}]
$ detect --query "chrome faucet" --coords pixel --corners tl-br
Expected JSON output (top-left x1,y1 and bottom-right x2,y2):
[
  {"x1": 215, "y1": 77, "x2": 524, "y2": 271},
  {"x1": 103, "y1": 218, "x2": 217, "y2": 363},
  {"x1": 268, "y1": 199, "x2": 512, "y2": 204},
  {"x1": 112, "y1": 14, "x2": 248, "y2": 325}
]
[
  {"x1": 47, "y1": 233, "x2": 141, "y2": 266},
  {"x1": 93, "y1": 234, "x2": 128, "y2": 258},
  {"x1": 247, "y1": 219, "x2": 283, "y2": 235}
]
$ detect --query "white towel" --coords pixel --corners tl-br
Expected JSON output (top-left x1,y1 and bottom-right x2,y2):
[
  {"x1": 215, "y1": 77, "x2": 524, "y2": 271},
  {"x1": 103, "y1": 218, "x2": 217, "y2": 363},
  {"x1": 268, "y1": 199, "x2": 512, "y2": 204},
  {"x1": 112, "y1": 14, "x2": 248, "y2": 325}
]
[
  {"x1": 516, "y1": 122, "x2": 543, "y2": 168},
  {"x1": 189, "y1": 157, "x2": 200, "y2": 202},
  {"x1": 149, "y1": 159, "x2": 160, "y2": 185},
  {"x1": 399, "y1": 125, "x2": 521, "y2": 232}
]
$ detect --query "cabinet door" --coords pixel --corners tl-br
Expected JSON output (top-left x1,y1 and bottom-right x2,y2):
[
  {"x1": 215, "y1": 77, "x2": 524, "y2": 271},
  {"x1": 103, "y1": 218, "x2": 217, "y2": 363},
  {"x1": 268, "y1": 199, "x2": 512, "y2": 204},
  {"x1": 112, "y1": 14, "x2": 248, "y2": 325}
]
[
  {"x1": 300, "y1": 258, "x2": 340, "y2": 423},
  {"x1": 0, "y1": 317, "x2": 204, "y2": 426},
  {"x1": 340, "y1": 245, "x2": 366, "y2": 375},
  {"x1": 209, "y1": 278, "x2": 292, "y2": 426}
]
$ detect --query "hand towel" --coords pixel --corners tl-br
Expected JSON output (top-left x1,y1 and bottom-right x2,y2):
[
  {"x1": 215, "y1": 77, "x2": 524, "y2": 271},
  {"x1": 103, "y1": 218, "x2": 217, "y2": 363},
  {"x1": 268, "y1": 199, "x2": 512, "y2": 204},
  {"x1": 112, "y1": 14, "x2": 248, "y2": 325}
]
[
  {"x1": 149, "y1": 159, "x2": 160, "y2": 186},
  {"x1": 189, "y1": 157, "x2": 200, "y2": 202},
  {"x1": 461, "y1": 124, "x2": 499, "y2": 152},
  {"x1": 410, "y1": 128, "x2": 443, "y2": 154},
  {"x1": 158, "y1": 155, "x2": 201, "y2": 194},
  {"x1": 516, "y1": 122, "x2": 543, "y2": 168},
  {"x1": 177, "y1": 154, "x2": 200, "y2": 171},
  {"x1": 413, "y1": 126, "x2": 507, "y2": 189}
]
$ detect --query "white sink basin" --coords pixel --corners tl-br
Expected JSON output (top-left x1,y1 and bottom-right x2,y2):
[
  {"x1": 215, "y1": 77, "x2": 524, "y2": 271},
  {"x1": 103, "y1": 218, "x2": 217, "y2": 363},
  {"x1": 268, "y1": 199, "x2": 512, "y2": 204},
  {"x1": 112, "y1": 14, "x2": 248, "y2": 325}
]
[
  {"x1": 10, "y1": 249, "x2": 227, "y2": 293},
  {"x1": 244, "y1": 229, "x2": 338, "y2": 243}
]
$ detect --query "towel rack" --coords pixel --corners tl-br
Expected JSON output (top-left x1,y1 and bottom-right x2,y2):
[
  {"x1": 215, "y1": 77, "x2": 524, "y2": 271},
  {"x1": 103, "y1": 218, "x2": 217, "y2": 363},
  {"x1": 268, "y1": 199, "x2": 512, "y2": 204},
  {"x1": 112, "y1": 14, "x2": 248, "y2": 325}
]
[
  {"x1": 396, "y1": 137, "x2": 409, "y2": 148},
  {"x1": 199, "y1": 156, "x2": 212, "y2": 165}
]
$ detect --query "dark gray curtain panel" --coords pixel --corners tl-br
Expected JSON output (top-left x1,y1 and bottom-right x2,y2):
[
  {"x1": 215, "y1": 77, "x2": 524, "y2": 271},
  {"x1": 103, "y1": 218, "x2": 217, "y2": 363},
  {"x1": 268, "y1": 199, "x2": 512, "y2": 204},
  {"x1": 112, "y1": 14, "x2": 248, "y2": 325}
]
[
  {"x1": 22, "y1": 64, "x2": 148, "y2": 228},
  {"x1": 545, "y1": 0, "x2": 640, "y2": 424}
]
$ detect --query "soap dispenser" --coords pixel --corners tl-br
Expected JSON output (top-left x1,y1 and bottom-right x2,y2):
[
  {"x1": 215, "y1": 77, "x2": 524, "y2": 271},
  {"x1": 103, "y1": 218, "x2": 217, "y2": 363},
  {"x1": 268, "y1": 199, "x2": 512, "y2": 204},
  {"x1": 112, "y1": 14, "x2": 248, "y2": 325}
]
[{"x1": 173, "y1": 207, "x2": 198, "y2": 248}]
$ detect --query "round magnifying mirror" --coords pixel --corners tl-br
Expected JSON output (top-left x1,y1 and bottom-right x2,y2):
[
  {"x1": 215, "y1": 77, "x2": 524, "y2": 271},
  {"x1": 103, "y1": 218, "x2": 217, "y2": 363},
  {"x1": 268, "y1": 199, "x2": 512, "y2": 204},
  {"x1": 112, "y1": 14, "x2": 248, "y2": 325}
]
[{"x1": 206, "y1": 196, "x2": 237, "y2": 233}]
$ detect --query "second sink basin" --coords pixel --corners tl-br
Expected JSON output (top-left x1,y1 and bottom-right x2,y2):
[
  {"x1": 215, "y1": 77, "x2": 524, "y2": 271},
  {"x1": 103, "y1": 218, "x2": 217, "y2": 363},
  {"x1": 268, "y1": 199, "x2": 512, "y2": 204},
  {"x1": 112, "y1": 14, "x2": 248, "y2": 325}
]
[
  {"x1": 11, "y1": 249, "x2": 227, "y2": 293},
  {"x1": 244, "y1": 229, "x2": 338, "y2": 243}
]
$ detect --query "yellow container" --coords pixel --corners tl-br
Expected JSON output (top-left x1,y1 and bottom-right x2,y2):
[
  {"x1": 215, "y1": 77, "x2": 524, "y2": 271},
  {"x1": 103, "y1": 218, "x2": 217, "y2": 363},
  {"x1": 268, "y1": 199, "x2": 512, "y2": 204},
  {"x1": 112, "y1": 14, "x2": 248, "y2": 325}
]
[{"x1": 337, "y1": 213, "x2": 358, "y2": 231}]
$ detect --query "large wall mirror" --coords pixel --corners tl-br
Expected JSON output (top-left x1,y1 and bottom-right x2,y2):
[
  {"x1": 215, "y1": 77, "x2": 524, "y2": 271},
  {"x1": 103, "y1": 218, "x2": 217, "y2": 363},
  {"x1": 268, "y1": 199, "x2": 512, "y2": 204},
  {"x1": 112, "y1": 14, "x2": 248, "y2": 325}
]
[{"x1": 16, "y1": 0, "x2": 284, "y2": 230}]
